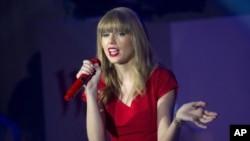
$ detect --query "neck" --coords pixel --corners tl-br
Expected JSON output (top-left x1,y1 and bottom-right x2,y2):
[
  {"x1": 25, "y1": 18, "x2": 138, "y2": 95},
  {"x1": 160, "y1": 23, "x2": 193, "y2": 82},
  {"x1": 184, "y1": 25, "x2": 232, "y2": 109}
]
[
  {"x1": 114, "y1": 60, "x2": 133, "y2": 83},
  {"x1": 114, "y1": 61, "x2": 135, "y2": 105}
]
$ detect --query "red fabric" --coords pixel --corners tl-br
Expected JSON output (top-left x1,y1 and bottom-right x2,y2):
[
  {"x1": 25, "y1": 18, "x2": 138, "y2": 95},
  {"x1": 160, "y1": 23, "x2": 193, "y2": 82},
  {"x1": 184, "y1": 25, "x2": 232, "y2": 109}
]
[{"x1": 82, "y1": 66, "x2": 178, "y2": 141}]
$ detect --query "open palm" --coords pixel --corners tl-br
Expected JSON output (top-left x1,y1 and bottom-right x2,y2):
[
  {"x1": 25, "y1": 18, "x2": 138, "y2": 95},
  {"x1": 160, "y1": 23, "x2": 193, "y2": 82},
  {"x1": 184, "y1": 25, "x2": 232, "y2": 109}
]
[{"x1": 175, "y1": 101, "x2": 218, "y2": 128}]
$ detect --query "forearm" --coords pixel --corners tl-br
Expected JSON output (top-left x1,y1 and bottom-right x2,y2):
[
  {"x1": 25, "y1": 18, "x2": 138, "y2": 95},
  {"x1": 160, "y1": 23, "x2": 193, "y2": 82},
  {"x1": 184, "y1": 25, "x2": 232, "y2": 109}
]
[
  {"x1": 158, "y1": 119, "x2": 182, "y2": 141},
  {"x1": 86, "y1": 88, "x2": 106, "y2": 141}
]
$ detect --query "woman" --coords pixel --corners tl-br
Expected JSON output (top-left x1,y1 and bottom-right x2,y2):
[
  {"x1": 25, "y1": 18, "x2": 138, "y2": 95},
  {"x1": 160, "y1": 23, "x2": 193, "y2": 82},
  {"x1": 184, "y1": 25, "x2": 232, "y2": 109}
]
[{"x1": 77, "y1": 7, "x2": 217, "y2": 141}]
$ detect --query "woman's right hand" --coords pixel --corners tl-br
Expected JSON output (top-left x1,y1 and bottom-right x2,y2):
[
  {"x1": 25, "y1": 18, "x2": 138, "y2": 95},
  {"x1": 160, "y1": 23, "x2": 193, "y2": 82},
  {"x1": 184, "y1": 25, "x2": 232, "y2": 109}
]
[{"x1": 76, "y1": 59, "x2": 101, "y2": 94}]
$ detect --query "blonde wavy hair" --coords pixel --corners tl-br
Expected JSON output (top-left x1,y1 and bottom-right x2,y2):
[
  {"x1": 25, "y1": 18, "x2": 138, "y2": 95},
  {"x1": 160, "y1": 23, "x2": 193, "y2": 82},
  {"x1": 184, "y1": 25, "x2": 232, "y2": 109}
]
[{"x1": 96, "y1": 7, "x2": 157, "y2": 104}]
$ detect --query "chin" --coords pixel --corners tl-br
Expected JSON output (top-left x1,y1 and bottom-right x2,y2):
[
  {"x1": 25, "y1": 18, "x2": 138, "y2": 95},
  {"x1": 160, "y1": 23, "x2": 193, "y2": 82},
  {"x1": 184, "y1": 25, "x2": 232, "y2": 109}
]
[
  {"x1": 110, "y1": 60, "x2": 121, "y2": 64},
  {"x1": 107, "y1": 57, "x2": 119, "y2": 63},
  {"x1": 107, "y1": 56, "x2": 131, "y2": 65}
]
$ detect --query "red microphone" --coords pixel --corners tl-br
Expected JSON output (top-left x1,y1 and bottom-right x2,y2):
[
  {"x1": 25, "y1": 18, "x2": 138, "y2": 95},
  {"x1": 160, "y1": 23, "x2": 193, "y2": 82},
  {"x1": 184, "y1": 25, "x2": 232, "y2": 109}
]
[{"x1": 64, "y1": 58, "x2": 101, "y2": 101}]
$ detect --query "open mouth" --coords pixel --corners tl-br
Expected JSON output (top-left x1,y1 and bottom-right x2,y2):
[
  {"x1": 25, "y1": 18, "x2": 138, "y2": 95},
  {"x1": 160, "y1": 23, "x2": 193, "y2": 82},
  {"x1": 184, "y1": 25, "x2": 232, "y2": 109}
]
[{"x1": 108, "y1": 48, "x2": 119, "y2": 57}]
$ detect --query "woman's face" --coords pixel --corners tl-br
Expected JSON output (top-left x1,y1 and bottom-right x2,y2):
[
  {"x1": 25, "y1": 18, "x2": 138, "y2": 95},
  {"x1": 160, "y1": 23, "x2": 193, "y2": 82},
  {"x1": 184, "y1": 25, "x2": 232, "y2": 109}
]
[{"x1": 101, "y1": 31, "x2": 134, "y2": 64}]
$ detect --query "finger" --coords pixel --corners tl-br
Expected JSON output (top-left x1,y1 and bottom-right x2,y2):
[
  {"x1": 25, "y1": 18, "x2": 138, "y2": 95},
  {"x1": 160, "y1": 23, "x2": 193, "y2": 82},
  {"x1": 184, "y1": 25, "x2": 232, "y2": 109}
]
[
  {"x1": 81, "y1": 60, "x2": 96, "y2": 71},
  {"x1": 76, "y1": 71, "x2": 82, "y2": 79},
  {"x1": 79, "y1": 68, "x2": 91, "y2": 78},
  {"x1": 92, "y1": 61, "x2": 100, "y2": 66},
  {"x1": 193, "y1": 118, "x2": 208, "y2": 129},
  {"x1": 204, "y1": 110, "x2": 218, "y2": 116},
  {"x1": 83, "y1": 60, "x2": 93, "y2": 65},
  {"x1": 199, "y1": 112, "x2": 217, "y2": 123},
  {"x1": 76, "y1": 66, "x2": 93, "y2": 78},
  {"x1": 195, "y1": 122, "x2": 208, "y2": 129},
  {"x1": 199, "y1": 116, "x2": 215, "y2": 124},
  {"x1": 83, "y1": 60, "x2": 95, "y2": 71},
  {"x1": 193, "y1": 101, "x2": 206, "y2": 108},
  {"x1": 93, "y1": 62, "x2": 101, "y2": 71},
  {"x1": 204, "y1": 114, "x2": 217, "y2": 120}
]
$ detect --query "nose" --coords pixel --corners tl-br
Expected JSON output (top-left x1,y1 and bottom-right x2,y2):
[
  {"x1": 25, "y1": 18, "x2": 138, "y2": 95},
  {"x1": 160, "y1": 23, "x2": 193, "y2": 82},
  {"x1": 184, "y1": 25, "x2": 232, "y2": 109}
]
[{"x1": 108, "y1": 33, "x2": 116, "y2": 44}]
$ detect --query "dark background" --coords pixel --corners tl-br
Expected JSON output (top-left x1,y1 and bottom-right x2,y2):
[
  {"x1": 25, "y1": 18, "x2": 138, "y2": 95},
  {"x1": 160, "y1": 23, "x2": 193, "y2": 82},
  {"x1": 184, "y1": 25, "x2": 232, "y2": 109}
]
[{"x1": 1, "y1": 0, "x2": 250, "y2": 141}]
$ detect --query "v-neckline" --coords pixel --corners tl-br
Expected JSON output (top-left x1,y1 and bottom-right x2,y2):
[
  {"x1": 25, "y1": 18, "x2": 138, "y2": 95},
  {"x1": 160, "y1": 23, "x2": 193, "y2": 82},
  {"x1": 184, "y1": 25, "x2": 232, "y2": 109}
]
[
  {"x1": 109, "y1": 67, "x2": 157, "y2": 108},
  {"x1": 117, "y1": 98, "x2": 133, "y2": 108},
  {"x1": 114, "y1": 95, "x2": 137, "y2": 108}
]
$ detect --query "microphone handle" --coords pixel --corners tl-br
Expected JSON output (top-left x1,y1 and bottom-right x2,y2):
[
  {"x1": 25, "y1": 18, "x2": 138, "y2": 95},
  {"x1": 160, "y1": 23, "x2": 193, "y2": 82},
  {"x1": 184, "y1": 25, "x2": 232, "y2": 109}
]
[{"x1": 64, "y1": 74, "x2": 93, "y2": 101}]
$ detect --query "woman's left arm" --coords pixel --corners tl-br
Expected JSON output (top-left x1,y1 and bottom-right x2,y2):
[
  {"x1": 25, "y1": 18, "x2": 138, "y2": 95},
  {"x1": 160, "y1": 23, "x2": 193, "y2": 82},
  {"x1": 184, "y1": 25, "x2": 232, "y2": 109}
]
[
  {"x1": 157, "y1": 89, "x2": 180, "y2": 141},
  {"x1": 157, "y1": 90, "x2": 218, "y2": 141}
]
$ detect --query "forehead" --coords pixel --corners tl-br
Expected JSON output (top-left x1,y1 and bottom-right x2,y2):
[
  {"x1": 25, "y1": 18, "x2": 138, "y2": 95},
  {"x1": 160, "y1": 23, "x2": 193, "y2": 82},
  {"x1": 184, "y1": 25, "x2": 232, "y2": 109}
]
[{"x1": 98, "y1": 14, "x2": 131, "y2": 33}]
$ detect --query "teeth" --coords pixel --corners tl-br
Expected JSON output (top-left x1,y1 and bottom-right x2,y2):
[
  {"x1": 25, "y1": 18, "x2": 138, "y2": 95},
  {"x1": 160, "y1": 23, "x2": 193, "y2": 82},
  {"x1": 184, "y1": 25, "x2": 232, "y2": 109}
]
[
  {"x1": 108, "y1": 48, "x2": 119, "y2": 55},
  {"x1": 110, "y1": 51, "x2": 118, "y2": 55},
  {"x1": 108, "y1": 48, "x2": 118, "y2": 52}
]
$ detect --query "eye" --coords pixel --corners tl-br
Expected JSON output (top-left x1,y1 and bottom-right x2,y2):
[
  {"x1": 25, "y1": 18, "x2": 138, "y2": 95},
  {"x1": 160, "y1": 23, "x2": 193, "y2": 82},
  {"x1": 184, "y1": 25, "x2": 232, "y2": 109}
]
[
  {"x1": 116, "y1": 32, "x2": 126, "y2": 36},
  {"x1": 102, "y1": 33, "x2": 109, "y2": 37}
]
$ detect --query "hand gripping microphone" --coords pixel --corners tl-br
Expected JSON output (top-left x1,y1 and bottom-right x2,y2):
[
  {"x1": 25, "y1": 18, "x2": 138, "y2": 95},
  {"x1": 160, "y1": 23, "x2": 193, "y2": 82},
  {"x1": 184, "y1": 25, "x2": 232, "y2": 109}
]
[{"x1": 64, "y1": 58, "x2": 101, "y2": 101}]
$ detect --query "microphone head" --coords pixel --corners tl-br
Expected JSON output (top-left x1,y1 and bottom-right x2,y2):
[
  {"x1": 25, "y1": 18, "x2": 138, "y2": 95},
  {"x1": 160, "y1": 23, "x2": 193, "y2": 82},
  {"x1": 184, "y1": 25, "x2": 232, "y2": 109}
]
[{"x1": 90, "y1": 58, "x2": 101, "y2": 66}]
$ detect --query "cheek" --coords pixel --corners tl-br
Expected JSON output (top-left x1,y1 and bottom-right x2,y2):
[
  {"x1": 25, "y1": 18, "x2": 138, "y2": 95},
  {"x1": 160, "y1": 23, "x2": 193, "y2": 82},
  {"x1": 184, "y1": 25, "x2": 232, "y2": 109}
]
[
  {"x1": 101, "y1": 42, "x2": 109, "y2": 54},
  {"x1": 101, "y1": 39, "x2": 106, "y2": 47},
  {"x1": 101, "y1": 43, "x2": 109, "y2": 55},
  {"x1": 125, "y1": 41, "x2": 133, "y2": 51}
]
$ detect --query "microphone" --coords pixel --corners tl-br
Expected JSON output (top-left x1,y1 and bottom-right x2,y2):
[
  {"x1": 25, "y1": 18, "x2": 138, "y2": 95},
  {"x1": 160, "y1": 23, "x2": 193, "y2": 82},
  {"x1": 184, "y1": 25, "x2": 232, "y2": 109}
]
[{"x1": 64, "y1": 58, "x2": 101, "y2": 101}]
